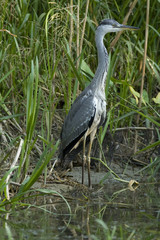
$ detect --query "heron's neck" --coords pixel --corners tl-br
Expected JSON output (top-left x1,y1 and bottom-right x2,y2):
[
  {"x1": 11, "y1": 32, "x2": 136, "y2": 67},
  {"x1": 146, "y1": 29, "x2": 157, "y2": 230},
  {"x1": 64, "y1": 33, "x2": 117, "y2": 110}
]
[{"x1": 91, "y1": 31, "x2": 109, "y2": 91}]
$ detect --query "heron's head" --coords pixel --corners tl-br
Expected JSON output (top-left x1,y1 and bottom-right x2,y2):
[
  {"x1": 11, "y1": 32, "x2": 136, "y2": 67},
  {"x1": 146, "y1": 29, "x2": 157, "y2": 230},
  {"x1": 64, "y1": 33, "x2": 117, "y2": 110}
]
[{"x1": 97, "y1": 19, "x2": 139, "y2": 35}]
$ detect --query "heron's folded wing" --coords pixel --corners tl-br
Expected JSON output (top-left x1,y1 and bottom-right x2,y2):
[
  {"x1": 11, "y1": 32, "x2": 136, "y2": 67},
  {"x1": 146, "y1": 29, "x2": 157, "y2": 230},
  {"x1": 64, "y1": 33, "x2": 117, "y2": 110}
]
[{"x1": 60, "y1": 92, "x2": 96, "y2": 158}]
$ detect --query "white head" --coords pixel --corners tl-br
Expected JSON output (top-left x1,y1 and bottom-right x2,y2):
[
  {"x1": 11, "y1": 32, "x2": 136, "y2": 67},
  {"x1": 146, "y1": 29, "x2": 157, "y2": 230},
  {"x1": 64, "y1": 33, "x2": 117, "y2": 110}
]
[{"x1": 96, "y1": 19, "x2": 139, "y2": 36}]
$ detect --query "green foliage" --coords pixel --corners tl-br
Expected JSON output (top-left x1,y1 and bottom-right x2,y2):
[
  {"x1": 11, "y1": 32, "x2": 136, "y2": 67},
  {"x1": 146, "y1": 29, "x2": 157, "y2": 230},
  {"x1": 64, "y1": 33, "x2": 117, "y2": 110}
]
[
  {"x1": 0, "y1": 140, "x2": 61, "y2": 211},
  {"x1": 0, "y1": 0, "x2": 160, "y2": 202},
  {"x1": 91, "y1": 219, "x2": 136, "y2": 240}
]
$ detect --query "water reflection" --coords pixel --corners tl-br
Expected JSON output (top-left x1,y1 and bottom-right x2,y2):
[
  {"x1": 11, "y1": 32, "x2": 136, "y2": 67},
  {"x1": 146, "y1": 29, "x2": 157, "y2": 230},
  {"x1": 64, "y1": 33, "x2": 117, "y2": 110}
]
[{"x1": 0, "y1": 182, "x2": 160, "y2": 239}]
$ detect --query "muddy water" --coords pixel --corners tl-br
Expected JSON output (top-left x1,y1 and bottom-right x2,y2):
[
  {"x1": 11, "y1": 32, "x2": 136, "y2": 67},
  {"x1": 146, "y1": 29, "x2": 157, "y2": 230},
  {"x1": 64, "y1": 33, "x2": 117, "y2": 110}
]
[{"x1": 0, "y1": 179, "x2": 160, "y2": 240}]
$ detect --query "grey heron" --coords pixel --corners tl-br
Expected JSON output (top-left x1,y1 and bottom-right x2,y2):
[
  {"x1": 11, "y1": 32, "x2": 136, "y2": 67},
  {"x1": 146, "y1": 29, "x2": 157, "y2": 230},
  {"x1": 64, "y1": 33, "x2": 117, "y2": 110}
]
[{"x1": 59, "y1": 19, "x2": 138, "y2": 187}]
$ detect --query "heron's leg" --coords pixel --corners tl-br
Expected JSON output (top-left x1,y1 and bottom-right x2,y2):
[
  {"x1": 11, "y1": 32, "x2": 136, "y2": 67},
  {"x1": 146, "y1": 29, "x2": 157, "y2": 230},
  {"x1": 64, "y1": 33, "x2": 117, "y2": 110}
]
[
  {"x1": 82, "y1": 134, "x2": 87, "y2": 185},
  {"x1": 87, "y1": 128, "x2": 97, "y2": 188}
]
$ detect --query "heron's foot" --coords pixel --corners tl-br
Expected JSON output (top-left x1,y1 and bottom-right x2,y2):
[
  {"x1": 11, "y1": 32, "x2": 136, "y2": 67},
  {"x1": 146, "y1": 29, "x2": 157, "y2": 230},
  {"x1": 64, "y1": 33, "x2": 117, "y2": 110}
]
[{"x1": 63, "y1": 160, "x2": 73, "y2": 170}]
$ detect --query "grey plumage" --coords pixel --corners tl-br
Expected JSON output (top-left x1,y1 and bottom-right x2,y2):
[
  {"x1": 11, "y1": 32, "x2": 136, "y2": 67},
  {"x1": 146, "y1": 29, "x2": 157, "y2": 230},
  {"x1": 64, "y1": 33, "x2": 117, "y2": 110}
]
[{"x1": 59, "y1": 19, "x2": 138, "y2": 187}]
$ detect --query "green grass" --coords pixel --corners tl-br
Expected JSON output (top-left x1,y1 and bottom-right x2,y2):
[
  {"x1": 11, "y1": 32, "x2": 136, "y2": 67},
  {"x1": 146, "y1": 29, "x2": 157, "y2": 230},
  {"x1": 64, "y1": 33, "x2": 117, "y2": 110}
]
[{"x1": 0, "y1": 0, "x2": 160, "y2": 205}]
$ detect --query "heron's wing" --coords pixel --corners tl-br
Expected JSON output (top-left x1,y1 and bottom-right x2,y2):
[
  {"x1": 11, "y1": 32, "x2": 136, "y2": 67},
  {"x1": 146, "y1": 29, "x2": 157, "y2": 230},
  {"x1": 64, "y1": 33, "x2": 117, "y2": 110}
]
[{"x1": 60, "y1": 90, "x2": 96, "y2": 158}]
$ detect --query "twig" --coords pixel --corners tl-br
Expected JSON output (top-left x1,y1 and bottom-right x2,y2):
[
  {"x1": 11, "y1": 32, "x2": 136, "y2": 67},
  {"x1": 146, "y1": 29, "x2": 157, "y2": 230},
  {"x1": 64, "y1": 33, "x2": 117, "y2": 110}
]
[
  {"x1": 76, "y1": 0, "x2": 80, "y2": 92},
  {"x1": 69, "y1": 0, "x2": 74, "y2": 54},
  {"x1": 47, "y1": 159, "x2": 58, "y2": 177},
  {"x1": 0, "y1": 29, "x2": 17, "y2": 37},
  {"x1": 76, "y1": 0, "x2": 80, "y2": 69},
  {"x1": 115, "y1": 126, "x2": 154, "y2": 131},
  {"x1": 79, "y1": 0, "x2": 90, "y2": 54},
  {"x1": 0, "y1": 123, "x2": 7, "y2": 142},
  {"x1": 139, "y1": 2, "x2": 150, "y2": 108},
  {"x1": 10, "y1": 181, "x2": 21, "y2": 187},
  {"x1": 76, "y1": 0, "x2": 89, "y2": 95},
  {"x1": 134, "y1": 0, "x2": 150, "y2": 153},
  {"x1": 6, "y1": 138, "x2": 24, "y2": 200},
  {"x1": 110, "y1": 0, "x2": 138, "y2": 49}
]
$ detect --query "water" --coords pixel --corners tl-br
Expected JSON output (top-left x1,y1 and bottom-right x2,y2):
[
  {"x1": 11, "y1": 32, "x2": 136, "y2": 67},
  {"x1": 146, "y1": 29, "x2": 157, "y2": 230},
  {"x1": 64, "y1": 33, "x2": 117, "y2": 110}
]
[{"x1": 1, "y1": 181, "x2": 160, "y2": 240}]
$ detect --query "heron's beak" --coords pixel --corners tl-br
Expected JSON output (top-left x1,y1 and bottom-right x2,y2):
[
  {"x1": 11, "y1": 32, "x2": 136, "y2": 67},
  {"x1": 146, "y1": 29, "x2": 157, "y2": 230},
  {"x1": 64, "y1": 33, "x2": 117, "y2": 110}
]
[{"x1": 119, "y1": 24, "x2": 139, "y2": 31}]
